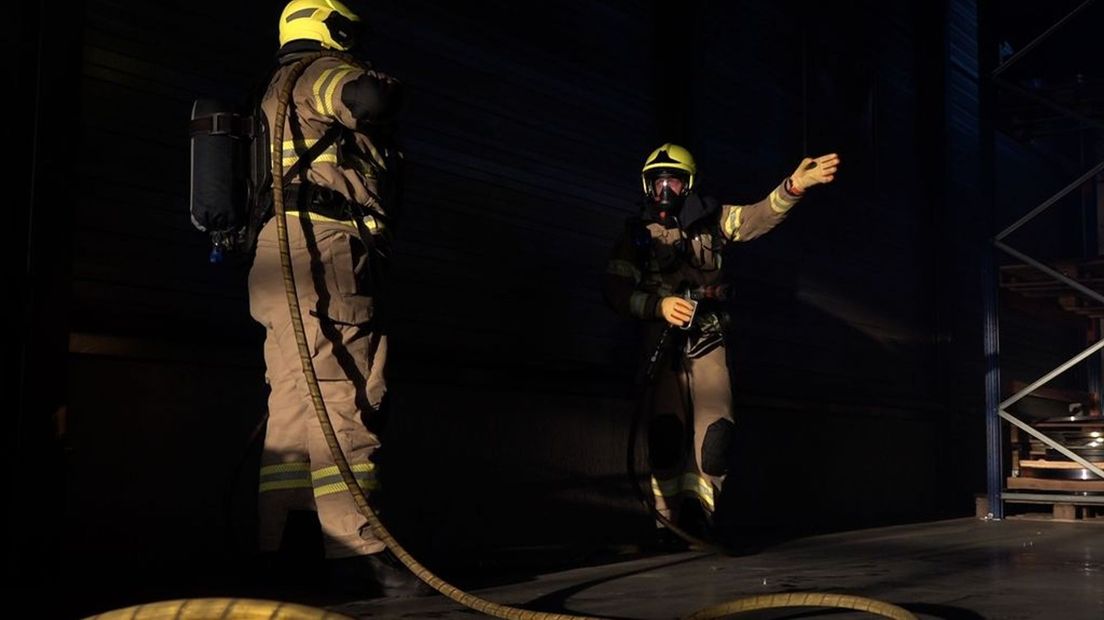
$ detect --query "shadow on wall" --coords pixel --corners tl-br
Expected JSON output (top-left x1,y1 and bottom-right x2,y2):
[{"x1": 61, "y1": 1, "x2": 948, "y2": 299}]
[{"x1": 715, "y1": 248, "x2": 955, "y2": 539}]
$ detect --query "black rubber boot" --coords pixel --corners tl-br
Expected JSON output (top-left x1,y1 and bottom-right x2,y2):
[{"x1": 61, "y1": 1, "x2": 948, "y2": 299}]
[
  {"x1": 328, "y1": 555, "x2": 384, "y2": 598},
  {"x1": 364, "y1": 550, "x2": 436, "y2": 598},
  {"x1": 678, "y1": 500, "x2": 716, "y2": 546},
  {"x1": 329, "y1": 550, "x2": 435, "y2": 599}
]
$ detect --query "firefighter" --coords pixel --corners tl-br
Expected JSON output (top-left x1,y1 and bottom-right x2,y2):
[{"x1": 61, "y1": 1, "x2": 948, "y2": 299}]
[
  {"x1": 247, "y1": 0, "x2": 426, "y2": 596},
  {"x1": 603, "y1": 144, "x2": 839, "y2": 543}
]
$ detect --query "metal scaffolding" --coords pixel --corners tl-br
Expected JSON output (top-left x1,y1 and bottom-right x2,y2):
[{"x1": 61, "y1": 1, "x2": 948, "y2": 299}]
[{"x1": 984, "y1": 0, "x2": 1104, "y2": 519}]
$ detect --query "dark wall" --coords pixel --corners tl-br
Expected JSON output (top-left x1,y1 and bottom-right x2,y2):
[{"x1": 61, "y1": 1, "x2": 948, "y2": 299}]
[
  {"x1": 943, "y1": 0, "x2": 990, "y2": 514},
  {"x1": 20, "y1": 0, "x2": 1016, "y2": 612},
  {"x1": 681, "y1": 0, "x2": 972, "y2": 532},
  {"x1": 12, "y1": 0, "x2": 85, "y2": 609}
]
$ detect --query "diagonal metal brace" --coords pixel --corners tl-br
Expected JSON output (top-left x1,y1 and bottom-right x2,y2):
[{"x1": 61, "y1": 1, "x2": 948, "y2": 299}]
[
  {"x1": 992, "y1": 77, "x2": 1104, "y2": 134},
  {"x1": 991, "y1": 0, "x2": 1097, "y2": 78},
  {"x1": 999, "y1": 410, "x2": 1104, "y2": 480},
  {"x1": 994, "y1": 241, "x2": 1104, "y2": 306},
  {"x1": 1001, "y1": 339, "x2": 1104, "y2": 410},
  {"x1": 996, "y1": 160, "x2": 1104, "y2": 241}
]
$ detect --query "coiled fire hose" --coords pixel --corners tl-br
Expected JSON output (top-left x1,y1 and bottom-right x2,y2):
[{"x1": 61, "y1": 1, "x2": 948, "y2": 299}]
[{"x1": 88, "y1": 53, "x2": 917, "y2": 620}]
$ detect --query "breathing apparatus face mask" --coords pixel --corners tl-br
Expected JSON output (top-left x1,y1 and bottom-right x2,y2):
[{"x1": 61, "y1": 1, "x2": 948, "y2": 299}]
[
  {"x1": 655, "y1": 176, "x2": 686, "y2": 207},
  {"x1": 645, "y1": 171, "x2": 690, "y2": 222}
]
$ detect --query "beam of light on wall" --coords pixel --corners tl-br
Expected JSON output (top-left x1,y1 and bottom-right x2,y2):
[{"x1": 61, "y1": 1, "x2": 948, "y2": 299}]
[{"x1": 794, "y1": 277, "x2": 927, "y2": 350}]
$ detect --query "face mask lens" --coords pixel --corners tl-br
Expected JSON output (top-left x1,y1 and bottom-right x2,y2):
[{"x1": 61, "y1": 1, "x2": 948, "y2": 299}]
[
  {"x1": 655, "y1": 177, "x2": 684, "y2": 197},
  {"x1": 650, "y1": 173, "x2": 687, "y2": 200}
]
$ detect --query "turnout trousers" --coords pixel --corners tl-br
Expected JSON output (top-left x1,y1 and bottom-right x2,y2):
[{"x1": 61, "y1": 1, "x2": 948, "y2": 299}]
[{"x1": 248, "y1": 215, "x2": 387, "y2": 558}]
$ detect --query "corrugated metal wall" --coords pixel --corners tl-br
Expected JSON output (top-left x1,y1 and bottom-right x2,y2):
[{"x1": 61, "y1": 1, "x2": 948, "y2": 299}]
[
  {"x1": 943, "y1": 0, "x2": 989, "y2": 512},
  {"x1": 684, "y1": 0, "x2": 959, "y2": 530}
]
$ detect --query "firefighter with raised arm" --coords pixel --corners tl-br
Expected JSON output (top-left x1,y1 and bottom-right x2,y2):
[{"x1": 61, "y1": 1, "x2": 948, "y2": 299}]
[{"x1": 603, "y1": 144, "x2": 839, "y2": 544}]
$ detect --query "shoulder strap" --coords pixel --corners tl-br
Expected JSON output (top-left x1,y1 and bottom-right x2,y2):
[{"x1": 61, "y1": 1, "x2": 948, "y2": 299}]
[
  {"x1": 281, "y1": 124, "x2": 343, "y2": 185},
  {"x1": 268, "y1": 55, "x2": 350, "y2": 185}
]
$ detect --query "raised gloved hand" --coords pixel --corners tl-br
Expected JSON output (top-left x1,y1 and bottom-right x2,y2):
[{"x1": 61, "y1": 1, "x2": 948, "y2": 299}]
[
  {"x1": 789, "y1": 153, "x2": 840, "y2": 192},
  {"x1": 660, "y1": 296, "x2": 695, "y2": 327}
]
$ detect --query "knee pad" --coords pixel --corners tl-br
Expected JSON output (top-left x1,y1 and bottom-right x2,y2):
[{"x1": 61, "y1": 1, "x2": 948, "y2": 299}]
[{"x1": 700, "y1": 419, "x2": 734, "y2": 476}]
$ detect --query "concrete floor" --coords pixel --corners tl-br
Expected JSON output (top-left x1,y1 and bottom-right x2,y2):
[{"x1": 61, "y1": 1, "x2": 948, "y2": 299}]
[{"x1": 328, "y1": 517, "x2": 1103, "y2": 619}]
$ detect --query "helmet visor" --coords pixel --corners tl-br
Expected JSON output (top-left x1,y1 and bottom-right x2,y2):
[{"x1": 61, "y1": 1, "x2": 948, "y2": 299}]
[{"x1": 323, "y1": 11, "x2": 362, "y2": 49}]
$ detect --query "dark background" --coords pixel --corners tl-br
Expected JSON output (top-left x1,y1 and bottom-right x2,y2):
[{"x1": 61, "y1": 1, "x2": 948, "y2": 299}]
[{"x1": 10, "y1": 0, "x2": 1101, "y2": 616}]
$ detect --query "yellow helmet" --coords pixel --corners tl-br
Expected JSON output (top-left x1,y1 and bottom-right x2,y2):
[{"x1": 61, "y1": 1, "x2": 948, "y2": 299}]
[
  {"x1": 278, "y1": 0, "x2": 362, "y2": 51},
  {"x1": 641, "y1": 143, "x2": 697, "y2": 195}
]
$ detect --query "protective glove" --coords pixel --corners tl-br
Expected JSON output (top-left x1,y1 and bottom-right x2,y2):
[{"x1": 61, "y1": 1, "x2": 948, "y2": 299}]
[{"x1": 788, "y1": 153, "x2": 841, "y2": 192}]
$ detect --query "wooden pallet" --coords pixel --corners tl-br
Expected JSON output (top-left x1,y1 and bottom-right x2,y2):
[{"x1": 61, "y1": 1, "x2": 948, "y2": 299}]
[
  {"x1": 1007, "y1": 475, "x2": 1104, "y2": 492},
  {"x1": 977, "y1": 490, "x2": 1104, "y2": 522},
  {"x1": 1010, "y1": 458, "x2": 1104, "y2": 491},
  {"x1": 1004, "y1": 458, "x2": 1104, "y2": 520}
]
